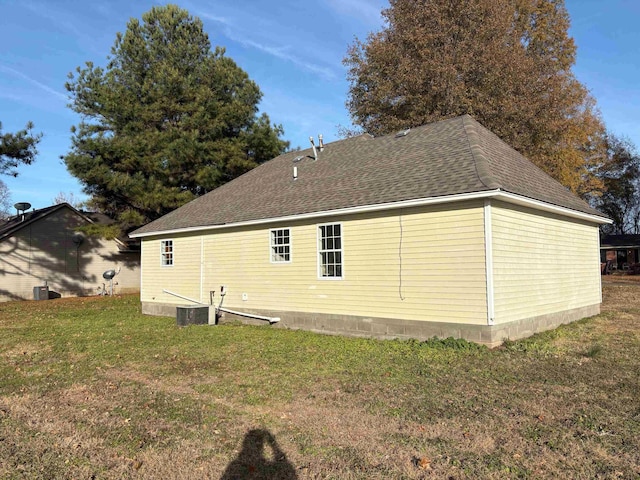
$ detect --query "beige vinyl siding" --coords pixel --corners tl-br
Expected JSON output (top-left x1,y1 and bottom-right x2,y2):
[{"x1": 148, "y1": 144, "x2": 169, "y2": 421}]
[
  {"x1": 0, "y1": 207, "x2": 140, "y2": 301},
  {"x1": 141, "y1": 201, "x2": 488, "y2": 324},
  {"x1": 141, "y1": 234, "x2": 202, "y2": 304},
  {"x1": 491, "y1": 201, "x2": 601, "y2": 324}
]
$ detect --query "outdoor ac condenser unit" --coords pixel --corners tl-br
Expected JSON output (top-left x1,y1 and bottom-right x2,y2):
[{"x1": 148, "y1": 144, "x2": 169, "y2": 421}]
[
  {"x1": 33, "y1": 286, "x2": 49, "y2": 301},
  {"x1": 176, "y1": 305, "x2": 209, "y2": 326}
]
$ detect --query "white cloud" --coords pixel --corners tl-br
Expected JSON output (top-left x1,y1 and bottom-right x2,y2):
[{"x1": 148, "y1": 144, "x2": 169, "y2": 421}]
[
  {"x1": 0, "y1": 64, "x2": 67, "y2": 102},
  {"x1": 197, "y1": 7, "x2": 339, "y2": 81},
  {"x1": 325, "y1": 0, "x2": 386, "y2": 27},
  {"x1": 234, "y1": 36, "x2": 337, "y2": 80},
  {"x1": 0, "y1": 91, "x2": 24, "y2": 102},
  {"x1": 199, "y1": 12, "x2": 232, "y2": 26},
  {"x1": 20, "y1": 0, "x2": 85, "y2": 39}
]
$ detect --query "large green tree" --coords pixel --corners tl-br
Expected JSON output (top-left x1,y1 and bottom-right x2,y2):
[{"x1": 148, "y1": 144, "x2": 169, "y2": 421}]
[
  {"x1": 64, "y1": 5, "x2": 289, "y2": 230},
  {"x1": 0, "y1": 121, "x2": 41, "y2": 177},
  {"x1": 344, "y1": 0, "x2": 606, "y2": 196}
]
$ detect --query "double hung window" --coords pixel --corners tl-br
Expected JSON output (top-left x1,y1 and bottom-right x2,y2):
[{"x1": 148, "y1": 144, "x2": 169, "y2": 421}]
[
  {"x1": 270, "y1": 229, "x2": 291, "y2": 263},
  {"x1": 161, "y1": 240, "x2": 173, "y2": 266},
  {"x1": 318, "y1": 223, "x2": 342, "y2": 278}
]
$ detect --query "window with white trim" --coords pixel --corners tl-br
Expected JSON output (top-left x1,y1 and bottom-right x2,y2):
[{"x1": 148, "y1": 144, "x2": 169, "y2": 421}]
[
  {"x1": 270, "y1": 228, "x2": 291, "y2": 263},
  {"x1": 161, "y1": 240, "x2": 174, "y2": 266},
  {"x1": 318, "y1": 223, "x2": 343, "y2": 278}
]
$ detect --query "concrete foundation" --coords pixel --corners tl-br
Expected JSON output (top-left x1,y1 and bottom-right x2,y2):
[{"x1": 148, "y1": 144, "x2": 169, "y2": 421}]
[{"x1": 141, "y1": 302, "x2": 600, "y2": 348}]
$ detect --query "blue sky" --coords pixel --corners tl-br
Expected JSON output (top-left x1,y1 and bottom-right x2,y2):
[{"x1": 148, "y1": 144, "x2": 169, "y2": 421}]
[{"x1": 0, "y1": 0, "x2": 638, "y2": 210}]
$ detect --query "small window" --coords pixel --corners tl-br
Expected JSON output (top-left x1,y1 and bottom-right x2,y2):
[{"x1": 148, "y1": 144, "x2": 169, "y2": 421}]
[
  {"x1": 318, "y1": 223, "x2": 343, "y2": 278},
  {"x1": 270, "y1": 228, "x2": 291, "y2": 263},
  {"x1": 161, "y1": 240, "x2": 173, "y2": 266}
]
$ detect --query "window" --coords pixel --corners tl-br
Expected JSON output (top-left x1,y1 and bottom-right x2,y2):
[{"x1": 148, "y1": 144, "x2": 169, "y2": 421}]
[
  {"x1": 270, "y1": 228, "x2": 291, "y2": 263},
  {"x1": 318, "y1": 223, "x2": 343, "y2": 278},
  {"x1": 161, "y1": 240, "x2": 173, "y2": 266}
]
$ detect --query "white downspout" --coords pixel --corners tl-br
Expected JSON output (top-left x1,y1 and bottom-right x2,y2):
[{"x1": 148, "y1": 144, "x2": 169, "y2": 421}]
[
  {"x1": 199, "y1": 236, "x2": 204, "y2": 303},
  {"x1": 597, "y1": 230, "x2": 603, "y2": 304},
  {"x1": 484, "y1": 199, "x2": 495, "y2": 325}
]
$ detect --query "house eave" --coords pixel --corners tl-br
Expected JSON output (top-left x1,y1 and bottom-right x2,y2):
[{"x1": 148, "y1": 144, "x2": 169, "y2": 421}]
[
  {"x1": 496, "y1": 192, "x2": 611, "y2": 225},
  {"x1": 130, "y1": 189, "x2": 610, "y2": 239}
]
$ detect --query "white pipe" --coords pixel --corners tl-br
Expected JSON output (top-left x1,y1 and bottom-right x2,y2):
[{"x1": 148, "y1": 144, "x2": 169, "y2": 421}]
[
  {"x1": 163, "y1": 289, "x2": 205, "y2": 304},
  {"x1": 163, "y1": 288, "x2": 280, "y2": 324},
  {"x1": 218, "y1": 306, "x2": 280, "y2": 324},
  {"x1": 309, "y1": 136, "x2": 318, "y2": 160}
]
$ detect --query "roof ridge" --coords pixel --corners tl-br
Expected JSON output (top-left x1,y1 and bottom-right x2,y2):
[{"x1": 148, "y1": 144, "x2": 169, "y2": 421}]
[{"x1": 461, "y1": 115, "x2": 501, "y2": 190}]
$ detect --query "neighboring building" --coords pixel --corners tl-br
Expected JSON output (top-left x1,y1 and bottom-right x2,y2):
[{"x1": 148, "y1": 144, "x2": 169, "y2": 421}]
[
  {"x1": 0, "y1": 203, "x2": 140, "y2": 301},
  {"x1": 130, "y1": 115, "x2": 610, "y2": 347},
  {"x1": 600, "y1": 234, "x2": 640, "y2": 271}
]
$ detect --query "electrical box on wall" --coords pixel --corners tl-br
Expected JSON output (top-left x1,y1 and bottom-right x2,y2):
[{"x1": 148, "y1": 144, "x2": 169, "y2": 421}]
[{"x1": 242, "y1": 293, "x2": 248, "y2": 301}]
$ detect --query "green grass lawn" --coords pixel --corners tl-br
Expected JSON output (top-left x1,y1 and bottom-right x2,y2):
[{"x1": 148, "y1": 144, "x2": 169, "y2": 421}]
[{"x1": 0, "y1": 281, "x2": 639, "y2": 479}]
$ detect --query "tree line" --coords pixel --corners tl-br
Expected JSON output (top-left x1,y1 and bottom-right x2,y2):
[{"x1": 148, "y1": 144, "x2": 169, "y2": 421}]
[{"x1": 2, "y1": 1, "x2": 638, "y2": 234}]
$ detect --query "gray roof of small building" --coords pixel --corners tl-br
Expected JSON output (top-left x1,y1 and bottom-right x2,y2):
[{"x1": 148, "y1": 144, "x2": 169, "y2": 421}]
[
  {"x1": 0, "y1": 203, "x2": 138, "y2": 251},
  {"x1": 0, "y1": 204, "x2": 64, "y2": 241},
  {"x1": 131, "y1": 115, "x2": 606, "y2": 236}
]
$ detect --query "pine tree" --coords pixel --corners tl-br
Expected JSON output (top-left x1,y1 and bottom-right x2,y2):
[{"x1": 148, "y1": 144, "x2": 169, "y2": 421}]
[
  {"x1": 0, "y1": 121, "x2": 41, "y2": 177},
  {"x1": 64, "y1": 5, "x2": 289, "y2": 230}
]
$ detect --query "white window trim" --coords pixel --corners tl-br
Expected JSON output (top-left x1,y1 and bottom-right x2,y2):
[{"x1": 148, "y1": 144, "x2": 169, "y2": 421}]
[
  {"x1": 161, "y1": 239, "x2": 174, "y2": 267},
  {"x1": 317, "y1": 222, "x2": 344, "y2": 280},
  {"x1": 269, "y1": 227, "x2": 292, "y2": 264}
]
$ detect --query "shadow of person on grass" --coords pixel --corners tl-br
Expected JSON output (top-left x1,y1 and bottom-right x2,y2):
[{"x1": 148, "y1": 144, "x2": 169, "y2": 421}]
[{"x1": 221, "y1": 429, "x2": 297, "y2": 479}]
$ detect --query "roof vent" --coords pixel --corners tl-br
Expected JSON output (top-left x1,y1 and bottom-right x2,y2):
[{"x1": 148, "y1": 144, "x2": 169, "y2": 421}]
[
  {"x1": 309, "y1": 136, "x2": 318, "y2": 160},
  {"x1": 395, "y1": 129, "x2": 410, "y2": 138},
  {"x1": 293, "y1": 155, "x2": 304, "y2": 163}
]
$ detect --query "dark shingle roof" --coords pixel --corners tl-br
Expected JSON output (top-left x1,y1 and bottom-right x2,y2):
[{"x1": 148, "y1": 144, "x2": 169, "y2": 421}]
[
  {"x1": 131, "y1": 115, "x2": 606, "y2": 236},
  {"x1": 0, "y1": 204, "x2": 139, "y2": 251},
  {"x1": 0, "y1": 204, "x2": 63, "y2": 241}
]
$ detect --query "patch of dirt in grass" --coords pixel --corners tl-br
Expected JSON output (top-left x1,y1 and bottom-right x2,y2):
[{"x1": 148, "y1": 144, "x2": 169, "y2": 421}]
[
  {"x1": 1, "y1": 342, "x2": 51, "y2": 358},
  {"x1": 283, "y1": 393, "x2": 504, "y2": 478},
  {"x1": 602, "y1": 274, "x2": 640, "y2": 285}
]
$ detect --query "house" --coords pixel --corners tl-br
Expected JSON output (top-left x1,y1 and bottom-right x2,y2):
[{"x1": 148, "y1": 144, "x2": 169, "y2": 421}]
[
  {"x1": 130, "y1": 115, "x2": 610, "y2": 347},
  {"x1": 600, "y1": 234, "x2": 640, "y2": 272},
  {"x1": 0, "y1": 203, "x2": 140, "y2": 301}
]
